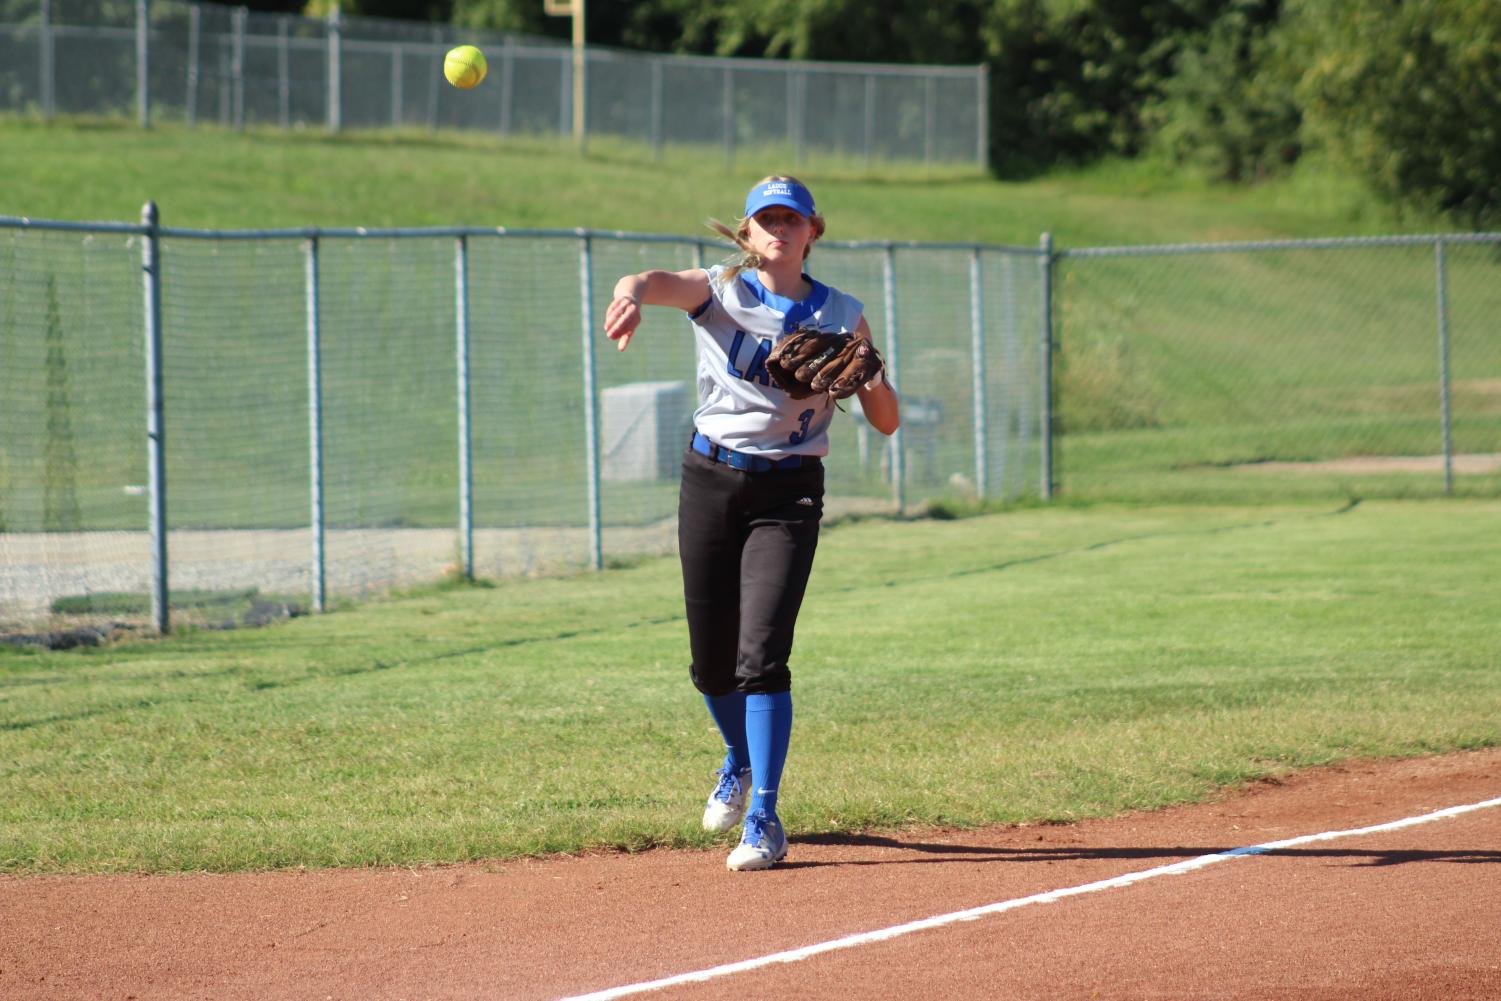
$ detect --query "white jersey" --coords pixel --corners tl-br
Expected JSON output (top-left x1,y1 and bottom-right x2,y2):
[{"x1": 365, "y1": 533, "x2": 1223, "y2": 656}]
[{"x1": 688, "y1": 265, "x2": 865, "y2": 458}]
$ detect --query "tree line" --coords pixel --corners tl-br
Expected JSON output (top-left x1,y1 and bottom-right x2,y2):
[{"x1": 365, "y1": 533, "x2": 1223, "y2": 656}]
[{"x1": 242, "y1": 0, "x2": 1501, "y2": 227}]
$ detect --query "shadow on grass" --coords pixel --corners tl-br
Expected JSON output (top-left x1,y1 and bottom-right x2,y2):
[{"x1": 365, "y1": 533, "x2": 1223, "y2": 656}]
[
  {"x1": 827, "y1": 498, "x2": 1361, "y2": 596},
  {"x1": 0, "y1": 611, "x2": 684, "y2": 731}
]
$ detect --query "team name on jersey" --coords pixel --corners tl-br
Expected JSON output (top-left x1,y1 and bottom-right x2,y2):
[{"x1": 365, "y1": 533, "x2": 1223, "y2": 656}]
[{"x1": 724, "y1": 329, "x2": 774, "y2": 388}]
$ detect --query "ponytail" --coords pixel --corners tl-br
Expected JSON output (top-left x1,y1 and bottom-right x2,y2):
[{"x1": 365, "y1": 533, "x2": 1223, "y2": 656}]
[{"x1": 706, "y1": 217, "x2": 765, "y2": 287}]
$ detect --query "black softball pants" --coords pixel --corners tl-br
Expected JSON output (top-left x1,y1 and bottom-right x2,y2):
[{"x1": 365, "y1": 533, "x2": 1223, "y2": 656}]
[{"x1": 678, "y1": 446, "x2": 825, "y2": 696}]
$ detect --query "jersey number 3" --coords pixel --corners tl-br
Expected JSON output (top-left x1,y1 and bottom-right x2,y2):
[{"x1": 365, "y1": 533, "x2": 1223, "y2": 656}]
[{"x1": 789, "y1": 409, "x2": 814, "y2": 445}]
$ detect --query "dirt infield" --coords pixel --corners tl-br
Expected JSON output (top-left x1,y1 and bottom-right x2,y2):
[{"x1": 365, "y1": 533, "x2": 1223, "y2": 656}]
[{"x1": 3, "y1": 749, "x2": 1499, "y2": 1001}]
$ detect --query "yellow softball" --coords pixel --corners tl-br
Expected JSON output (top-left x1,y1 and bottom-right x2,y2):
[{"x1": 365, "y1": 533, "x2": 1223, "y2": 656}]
[{"x1": 443, "y1": 45, "x2": 487, "y2": 90}]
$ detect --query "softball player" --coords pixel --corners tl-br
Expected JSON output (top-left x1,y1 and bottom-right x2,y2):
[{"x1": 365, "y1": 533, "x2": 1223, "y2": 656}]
[{"x1": 603, "y1": 176, "x2": 899, "y2": 871}]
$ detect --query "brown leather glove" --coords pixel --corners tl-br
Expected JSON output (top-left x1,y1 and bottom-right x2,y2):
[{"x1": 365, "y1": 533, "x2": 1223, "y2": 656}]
[{"x1": 767, "y1": 328, "x2": 884, "y2": 401}]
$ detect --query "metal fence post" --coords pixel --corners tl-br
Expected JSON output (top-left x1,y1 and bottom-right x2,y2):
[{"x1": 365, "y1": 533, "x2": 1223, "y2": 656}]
[
  {"x1": 136, "y1": 0, "x2": 151, "y2": 128},
  {"x1": 785, "y1": 70, "x2": 795, "y2": 155},
  {"x1": 722, "y1": 66, "x2": 734, "y2": 168},
  {"x1": 882, "y1": 243, "x2": 905, "y2": 512},
  {"x1": 863, "y1": 74, "x2": 875, "y2": 167},
  {"x1": 499, "y1": 39, "x2": 514, "y2": 135},
  {"x1": 277, "y1": 16, "x2": 290, "y2": 129},
  {"x1": 305, "y1": 236, "x2": 326, "y2": 612},
  {"x1": 232, "y1": 6, "x2": 247, "y2": 131},
  {"x1": 1038, "y1": 232, "x2": 1054, "y2": 500},
  {"x1": 797, "y1": 71, "x2": 808, "y2": 168},
  {"x1": 141, "y1": 202, "x2": 168, "y2": 634},
  {"x1": 923, "y1": 75, "x2": 935, "y2": 167},
  {"x1": 39, "y1": 0, "x2": 55, "y2": 120},
  {"x1": 217, "y1": 34, "x2": 229, "y2": 126},
  {"x1": 186, "y1": 4, "x2": 200, "y2": 127},
  {"x1": 427, "y1": 25, "x2": 441, "y2": 130},
  {"x1": 559, "y1": 49, "x2": 570, "y2": 137},
  {"x1": 1435, "y1": 238, "x2": 1454, "y2": 495},
  {"x1": 649, "y1": 57, "x2": 662, "y2": 158},
  {"x1": 326, "y1": 5, "x2": 342, "y2": 132},
  {"x1": 976, "y1": 64, "x2": 989, "y2": 168},
  {"x1": 691, "y1": 241, "x2": 706, "y2": 384},
  {"x1": 579, "y1": 233, "x2": 602, "y2": 570},
  {"x1": 999, "y1": 252, "x2": 1017, "y2": 496},
  {"x1": 572, "y1": 3, "x2": 587, "y2": 153},
  {"x1": 792, "y1": 71, "x2": 804, "y2": 168},
  {"x1": 969, "y1": 247, "x2": 988, "y2": 498},
  {"x1": 390, "y1": 45, "x2": 403, "y2": 128},
  {"x1": 455, "y1": 235, "x2": 475, "y2": 580}
]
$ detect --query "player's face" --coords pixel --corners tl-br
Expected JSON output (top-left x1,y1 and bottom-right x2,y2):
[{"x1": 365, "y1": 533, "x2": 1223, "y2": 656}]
[{"x1": 749, "y1": 206, "x2": 813, "y2": 264}]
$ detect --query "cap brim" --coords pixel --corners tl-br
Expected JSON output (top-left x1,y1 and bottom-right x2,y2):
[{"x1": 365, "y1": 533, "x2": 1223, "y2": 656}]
[{"x1": 746, "y1": 195, "x2": 812, "y2": 218}]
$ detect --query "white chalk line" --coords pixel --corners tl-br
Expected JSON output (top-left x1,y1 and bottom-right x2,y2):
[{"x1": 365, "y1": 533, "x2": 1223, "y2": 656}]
[{"x1": 557, "y1": 794, "x2": 1501, "y2": 1001}]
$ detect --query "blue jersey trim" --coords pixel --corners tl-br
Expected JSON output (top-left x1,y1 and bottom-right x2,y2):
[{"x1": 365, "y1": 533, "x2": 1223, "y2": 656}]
[
  {"x1": 688, "y1": 296, "x2": 713, "y2": 320},
  {"x1": 739, "y1": 272, "x2": 831, "y2": 332}
]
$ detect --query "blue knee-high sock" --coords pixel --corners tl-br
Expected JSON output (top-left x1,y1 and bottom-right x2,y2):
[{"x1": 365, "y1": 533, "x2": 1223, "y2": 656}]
[
  {"x1": 703, "y1": 692, "x2": 750, "y2": 775},
  {"x1": 745, "y1": 691, "x2": 793, "y2": 818}
]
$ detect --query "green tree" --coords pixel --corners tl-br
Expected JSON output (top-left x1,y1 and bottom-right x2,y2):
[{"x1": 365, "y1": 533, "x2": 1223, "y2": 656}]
[
  {"x1": 447, "y1": 0, "x2": 984, "y2": 60},
  {"x1": 640, "y1": 0, "x2": 984, "y2": 62},
  {"x1": 1146, "y1": 0, "x2": 1299, "y2": 182},
  {"x1": 1289, "y1": 0, "x2": 1501, "y2": 228},
  {"x1": 981, "y1": 0, "x2": 1235, "y2": 175},
  {"x1": 448, "y1": 0, "x2": 675, "y2": 47},
  {"x1": 304, "y1": 0, "x2": 454, "y2": 21}
]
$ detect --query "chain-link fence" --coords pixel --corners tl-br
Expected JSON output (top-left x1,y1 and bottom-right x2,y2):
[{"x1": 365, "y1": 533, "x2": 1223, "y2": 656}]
[
  {"x1": 1054, "y1": 235, "x2": 1501, "y2": 503},
  {"x1": 7, "y1": 214, "x2": 1496, "y2": 639},
  {"x1": 0, "y1": 210, "x2": 1043, "y2": 637},
  {"x1": 0, "y1": 0, "x2": 988, "y2": 166}
]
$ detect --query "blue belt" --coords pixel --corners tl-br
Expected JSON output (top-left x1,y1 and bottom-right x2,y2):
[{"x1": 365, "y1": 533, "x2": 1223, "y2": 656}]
[{"x1": 691, "y1": 432, "x2": 810, "y2": 472}]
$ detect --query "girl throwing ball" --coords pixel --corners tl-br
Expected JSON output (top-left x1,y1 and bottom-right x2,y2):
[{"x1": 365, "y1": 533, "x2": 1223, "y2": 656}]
[{"x1": 603, "y1": 176, "x2": 899, "y2": 870}]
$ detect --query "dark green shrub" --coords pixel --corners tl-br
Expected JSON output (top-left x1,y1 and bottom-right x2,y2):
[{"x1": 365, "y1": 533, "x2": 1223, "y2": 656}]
[{"x1": 1147, "y1": 3, "x2": 1301, "y2": 182}]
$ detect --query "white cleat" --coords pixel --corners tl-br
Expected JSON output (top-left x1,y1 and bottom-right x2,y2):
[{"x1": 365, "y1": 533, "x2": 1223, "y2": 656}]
[
  {"x1": 726, "y1": 810, "x2": 788, "y2": 871},
  {"x1": 702, "y1": 766, "x2": 753, "y2": 833}
]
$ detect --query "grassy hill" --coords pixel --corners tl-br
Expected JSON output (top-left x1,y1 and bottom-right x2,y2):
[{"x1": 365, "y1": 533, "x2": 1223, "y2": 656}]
[{"x1": 0, "y1": 115, "x2": 1447, "y2": 245}]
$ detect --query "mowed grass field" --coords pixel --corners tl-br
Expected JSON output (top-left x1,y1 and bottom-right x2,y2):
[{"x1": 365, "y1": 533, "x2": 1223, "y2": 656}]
[{"x1": 2, "y1": 500, "x2": 1498, "y2": 874}]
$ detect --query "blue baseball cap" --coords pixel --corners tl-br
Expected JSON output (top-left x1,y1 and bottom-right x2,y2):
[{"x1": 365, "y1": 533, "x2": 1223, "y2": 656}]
[{"x1": 745, "y1": 179, "x2": 816, "y2": 219}]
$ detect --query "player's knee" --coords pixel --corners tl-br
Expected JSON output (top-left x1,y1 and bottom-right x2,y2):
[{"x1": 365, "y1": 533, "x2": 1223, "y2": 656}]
[{"x1": 689, "y1": 662, "x2": 737, "y2": 697}]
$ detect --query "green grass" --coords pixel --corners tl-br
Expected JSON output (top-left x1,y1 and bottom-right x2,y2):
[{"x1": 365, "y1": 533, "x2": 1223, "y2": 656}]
[
  {"x1": 2, "y1": 500, "x2": 1497, "y2": 873},
  {"x1": 0, "y1": 116, "x2": 1451, "y2": 244}
]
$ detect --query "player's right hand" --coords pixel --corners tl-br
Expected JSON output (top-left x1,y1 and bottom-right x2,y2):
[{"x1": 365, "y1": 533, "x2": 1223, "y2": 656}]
[{"x1": 604, "y1": 295, "x2": 641, "y2": 351}]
